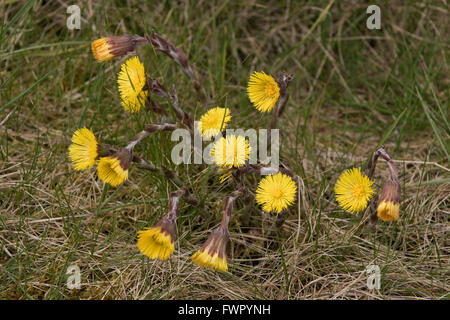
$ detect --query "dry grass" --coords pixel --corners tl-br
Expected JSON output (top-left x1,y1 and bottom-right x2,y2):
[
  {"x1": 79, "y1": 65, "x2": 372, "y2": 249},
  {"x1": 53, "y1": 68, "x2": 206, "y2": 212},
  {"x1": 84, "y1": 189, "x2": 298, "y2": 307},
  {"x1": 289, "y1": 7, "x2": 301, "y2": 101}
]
[{"x1": 0, "y1": 0, "x2": 448, "y2": 299}]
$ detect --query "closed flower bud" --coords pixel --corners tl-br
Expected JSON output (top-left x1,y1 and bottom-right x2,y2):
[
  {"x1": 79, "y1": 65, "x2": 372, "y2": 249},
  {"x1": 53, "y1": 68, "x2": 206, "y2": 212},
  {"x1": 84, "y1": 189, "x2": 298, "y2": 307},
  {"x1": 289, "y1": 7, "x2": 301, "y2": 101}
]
[
  {"x1": 68, "y1": 128, "x2": 100, "y2": 171},
  {"x1": 191, "y1": 191, "x2": 240, "y2": 272},
  {"x1": 91, "y1": 35, "x2": 142, "y2": 62},
  {"x1": 137, "y1": 217, "x2": 177, "y2": 260},
  {"x1": 137, "y1": 189, "x2": 183, "y2": 261},
  {"x1": 191, "y1": 227, "x2": 229, "y2": 272},
  {"x1": 377, "y1": 178, "x2": 401, "y2": 221}
]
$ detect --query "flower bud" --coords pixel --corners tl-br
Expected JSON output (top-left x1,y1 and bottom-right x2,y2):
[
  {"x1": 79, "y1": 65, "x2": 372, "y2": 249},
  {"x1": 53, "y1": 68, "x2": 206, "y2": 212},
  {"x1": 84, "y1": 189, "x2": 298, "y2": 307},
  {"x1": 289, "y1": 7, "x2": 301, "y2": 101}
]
[
  {"x1": 91, "y1": 35, "x2": 141, "y2": 62},
  {"x1": 137, "y1": 217, "x2": 177, "y2": 260},
  {"x1": 97, "y1": 148, "x2": 132, "y2": 186},
  {"x1": 377, "y1": 178, "x2": 401, "y2": 221},
  {"x1": 191, "y1": 227, "x2": 229, "y2": 272}
]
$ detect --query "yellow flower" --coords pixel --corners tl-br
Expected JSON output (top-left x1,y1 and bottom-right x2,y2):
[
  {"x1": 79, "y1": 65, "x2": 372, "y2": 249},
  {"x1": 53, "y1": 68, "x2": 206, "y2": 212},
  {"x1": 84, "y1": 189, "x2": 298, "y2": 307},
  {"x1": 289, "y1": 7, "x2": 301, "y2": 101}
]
[
  {"x1": 199, "y1": 107, "x2": 231, "y2": 138},
  {"x1": 247, "y1": 71, "x2": 280, "y2": 112},
  {"x1": 218, "y1": 167, "x2": 233, "y2": 183},
  {"x1": 191, "y1": 228, "x2": 229, "y2": 272},
  {"x1": 211, "y1": 135, "x2": 250, "y2": 168},
  {"x1": 97, "y1": 149, "x2": 131, "y2": 187},
  {"x1": 255, "y1": 172, "x2": 297, "y2": 214},
  {"x1": 137, "y1": 217, "x2": 176, "y2": 260},
  {"x1": 334, "y1": 168, "x2": 375, "y2": 213},
  {"x1": 68, "y1": 128, "x2": 99, "y2": 170},
  {"x1": 91, "y1": 35, "x2": 137, "y2": 62},
  {"x1": 117, "y1": 56, "x2": 148, "y2": 112},
  {"x1": 377, "y1": 201, "x2": 399, "y2": 221},
  {"x1": 377, "y1": 179, "x2": 401, "y2": 221}
]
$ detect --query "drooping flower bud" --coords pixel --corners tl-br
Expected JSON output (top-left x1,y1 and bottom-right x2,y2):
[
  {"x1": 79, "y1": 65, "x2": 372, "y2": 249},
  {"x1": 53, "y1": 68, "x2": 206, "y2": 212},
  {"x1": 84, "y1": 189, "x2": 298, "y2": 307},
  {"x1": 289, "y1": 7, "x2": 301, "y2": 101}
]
[{"x1": 137, "y1": 190, "x2": 184, "y2": 260}]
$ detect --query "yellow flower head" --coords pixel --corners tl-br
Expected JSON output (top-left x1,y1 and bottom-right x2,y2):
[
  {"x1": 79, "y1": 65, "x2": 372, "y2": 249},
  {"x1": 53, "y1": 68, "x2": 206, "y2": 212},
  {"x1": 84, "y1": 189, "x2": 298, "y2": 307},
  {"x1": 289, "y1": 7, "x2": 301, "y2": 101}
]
[
  {"x1": 68, "y1": 128, "x2": 99, "y2": 170},
  {"x1": 137, "y1": 217, "x2": 176, "y2": 260},
  {"x1": 91, "y1": 38, "x2": 114, "y2": 62},
  {"x1": 199, "y1": 107, "x2": 231, "y2": 138},
  {"x1": 117, "y1": 56, "x2": 148, "y2": 112},
  {"x1": 377, "y1": 178, "x2": 401, "y2": 221},
  {"x1": 334, "y1": 168, "x2": 375, "y2": 213},
  {"x1": 97, "y1": 149, "x2": 131, "y2": 187},
  {"x1": 247, "y1": 71, "x2": 280, "y2": 112},
  {"x1": 91, "y1": 35, "x2": 137, "y2": 62},
  {"x1": 255, "y1": 172, "x2": 297, "y2": 214},
  {"x1": 377, "y1": 201, "x2": 399, "y2": 221},
  {"x1": 191, "y1": 228, "x2": 229, "y2": 272},
  {"x1": 211, "y1": 135, "x2": 250, "y2": 168}
]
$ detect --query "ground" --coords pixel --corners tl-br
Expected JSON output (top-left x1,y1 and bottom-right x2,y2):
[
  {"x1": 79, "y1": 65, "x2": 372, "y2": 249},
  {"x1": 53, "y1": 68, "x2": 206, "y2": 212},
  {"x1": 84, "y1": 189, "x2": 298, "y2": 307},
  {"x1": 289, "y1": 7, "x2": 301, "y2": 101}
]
[{"x1": 0, "y1": 0, "x2": 448, "y2": 299}]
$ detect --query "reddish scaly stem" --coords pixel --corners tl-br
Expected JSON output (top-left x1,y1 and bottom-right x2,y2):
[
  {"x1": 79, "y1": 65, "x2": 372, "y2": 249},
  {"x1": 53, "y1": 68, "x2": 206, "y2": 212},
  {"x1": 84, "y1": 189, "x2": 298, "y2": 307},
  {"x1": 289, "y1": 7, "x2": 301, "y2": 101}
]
[{"x1": 124, "y1": 123, "x2": 177, "y2": 152}]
